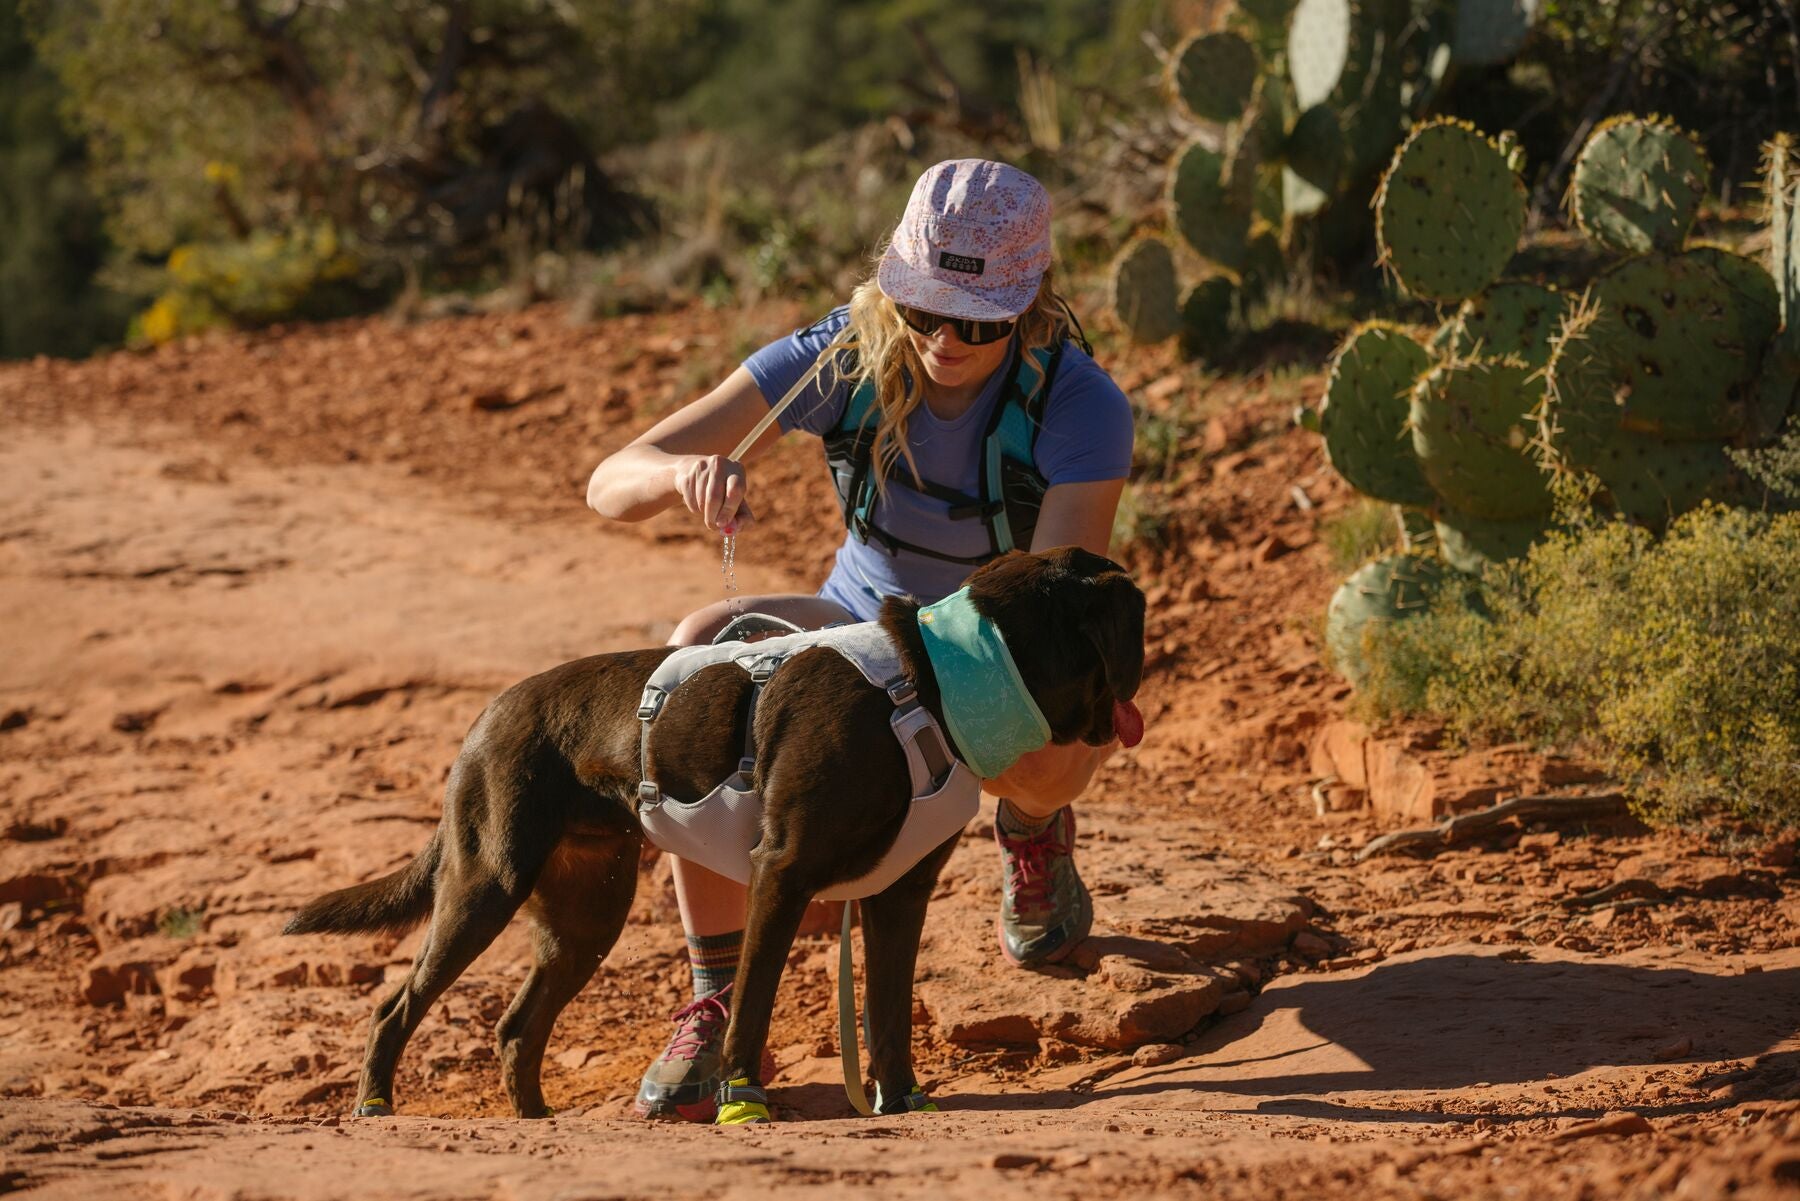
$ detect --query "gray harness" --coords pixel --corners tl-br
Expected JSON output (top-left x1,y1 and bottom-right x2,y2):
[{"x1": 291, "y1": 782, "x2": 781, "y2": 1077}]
[{"x1": 635, "y1": 622, "x2": 980, "y2": 900}]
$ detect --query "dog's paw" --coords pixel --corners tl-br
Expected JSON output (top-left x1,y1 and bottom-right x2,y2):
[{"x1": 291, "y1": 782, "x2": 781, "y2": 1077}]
[
  {"x1": 714, "y1": 1077, "x2": 771, "y2": 1125},
  {"x1": 874, "y1": 1086, "x2": 939, "y2": 1115},
  {"x1": 354, "y1": 1097, "x2": 394, "y2": 1117}
]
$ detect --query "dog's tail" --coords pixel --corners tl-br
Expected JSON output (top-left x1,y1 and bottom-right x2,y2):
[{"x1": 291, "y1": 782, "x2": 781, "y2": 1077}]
[{"x1": 282, "y1": 827, "x2": 443, "y2": 937}]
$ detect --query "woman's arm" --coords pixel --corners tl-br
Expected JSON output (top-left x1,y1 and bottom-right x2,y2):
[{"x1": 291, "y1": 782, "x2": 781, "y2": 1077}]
[
  {"x1": 984, "y1": 477, "x2": 1129, "y2": 811},
  {"x1": 585, "y1": 366, "x2": 787, "y2": 530}
]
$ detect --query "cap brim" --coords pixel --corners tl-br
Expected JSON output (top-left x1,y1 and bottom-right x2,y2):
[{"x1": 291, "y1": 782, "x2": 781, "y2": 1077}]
[{"x1": 877, "y1": 248, "x2": 1038, "y2": 321}]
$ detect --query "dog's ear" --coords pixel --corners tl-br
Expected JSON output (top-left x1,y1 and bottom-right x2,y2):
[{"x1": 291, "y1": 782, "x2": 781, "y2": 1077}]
[{"x1": 1080, "y1": 570, "x2": 1146, "y2": 701}]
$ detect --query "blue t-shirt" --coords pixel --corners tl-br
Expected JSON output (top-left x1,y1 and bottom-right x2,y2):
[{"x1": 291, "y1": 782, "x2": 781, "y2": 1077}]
[{"x1": 744, "y1": 307, "x2": 1134, "y2": 620}]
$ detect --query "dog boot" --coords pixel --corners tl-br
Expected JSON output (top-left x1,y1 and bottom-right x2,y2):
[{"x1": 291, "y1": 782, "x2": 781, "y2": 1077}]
[
  {"x1": 714, "y1": 1077, "x2": 771, "y2": 1125},
  {"x1": 874, "y1": 1084, "x2": 940, "y2": 1114},
  {"x1": 634, "y1": 987, "x2": 732, "y2": 1122},
  {"x1": 995, "y1": 803, "x2": 1093, "y2": 966}
]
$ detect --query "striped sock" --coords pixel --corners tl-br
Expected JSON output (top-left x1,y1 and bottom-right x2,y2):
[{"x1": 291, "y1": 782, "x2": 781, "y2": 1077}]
[
  {"x1": 997, "y1": 798, "x2": 1055, "y2": 838},
  {"x1": 686, "y1": 929, "x2": 743, "y2": 998}
]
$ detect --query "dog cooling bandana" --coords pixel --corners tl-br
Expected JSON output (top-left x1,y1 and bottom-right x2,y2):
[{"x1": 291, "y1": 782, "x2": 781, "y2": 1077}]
[{"x1": 916, "y1": 586, "x2": 1052, "y2": 779}]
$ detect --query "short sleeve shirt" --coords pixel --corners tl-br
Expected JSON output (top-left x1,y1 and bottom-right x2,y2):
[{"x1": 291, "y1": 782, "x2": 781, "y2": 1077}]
[{"x1": 743, "y1": 307, "x2": 1133, "y2": 620}]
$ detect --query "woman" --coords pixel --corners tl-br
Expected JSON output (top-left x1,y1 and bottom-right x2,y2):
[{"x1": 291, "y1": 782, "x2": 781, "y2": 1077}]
[{"x1": 586, "y1": 158, "x2": 1135, "y2": 1122}]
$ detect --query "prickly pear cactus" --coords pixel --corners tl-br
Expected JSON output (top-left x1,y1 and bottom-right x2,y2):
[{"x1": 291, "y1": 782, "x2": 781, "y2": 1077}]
[
  {"x1": 1545, "y1": 252, "x2": 1777, "y2": 445},
  {"x1": 1411, "y1": 359, "x2": 1554, "y2": 521},
  {"x1": 1110, "y1": 237, "x2": 1183, "y2": 345},
  {"x1": 1451, "y1": 0, "x2": 1540, "y2": 66},
  {"x1": 1180, "y1": 276, "x2": 1237, "y2": 361},
  {"x1": 1570, "y1": 116, "x2": 1711, "y2": 254},
  {"x1": 1376, "y1": 119, "x2": 1526, "y2": 302},
  {"x1": 1433, "y1": 507, "x2": 1548, "y2": 574},
  {"x1": 1288, "y1": 0, "x2": 1352, "y2": 110},
  {"x1": 1172, "y1": 31, "x2": 1260, "y2": 124},
  {"x1": 1283, "y1": 104, "x2": 1346, "y2": 219},
  {"x1": 1170, "y1": 140, "x2": 1252, "y2": 273},
  {"x1": 1578, "y1": 431, "x2": 1737, "y2": 528},
  {"x1": 1748, "y1": 346, "x2": 1800, "y2": 445},
  {"x1": 1319, "y1": 322, "x2": 1437, "y2": 507},
  {"x1": 1435, "y1": 281, "x2": 1573, "y2": 368},
  {"x1": 1769, "y1": 135, "x2": 1799, "y2": 351},
  {"x1": 1326, "y1": 551, "x2": 1444, "y2": 688}
]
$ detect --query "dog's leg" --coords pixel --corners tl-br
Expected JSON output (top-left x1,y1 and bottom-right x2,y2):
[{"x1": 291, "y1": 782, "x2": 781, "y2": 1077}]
[
  {"x1": 353, "y1": 865, "x2": 526, "y2": 1116},
  {"x1": 858, "y1": 837, "x2": 958, "y2": 1114},
  {"x1": 715, "y1": 852, "x2": 813, "y2": 1124},
  {"x1": 496, "y1": 830, "x2": 640, "y2": 1118}
]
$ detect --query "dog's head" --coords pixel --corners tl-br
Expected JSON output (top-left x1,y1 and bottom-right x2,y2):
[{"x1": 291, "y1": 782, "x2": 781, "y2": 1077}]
[{"x1": 964, "y1": 547, "x2": 1147, "y2": 749}]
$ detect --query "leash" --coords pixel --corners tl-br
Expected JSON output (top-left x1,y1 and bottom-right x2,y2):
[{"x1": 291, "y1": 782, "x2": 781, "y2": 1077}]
[
  {"x1": 837, "y1": 899, "x2": 875, "y2": 1115},
  {"x1": 729, "y1": 330, "x2": 855, "y2": 460}
]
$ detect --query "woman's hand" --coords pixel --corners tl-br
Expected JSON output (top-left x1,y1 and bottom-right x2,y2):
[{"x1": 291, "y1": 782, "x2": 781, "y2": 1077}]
[{"x1": 673, "y1": 453, "x2": 756, "y2": 533}]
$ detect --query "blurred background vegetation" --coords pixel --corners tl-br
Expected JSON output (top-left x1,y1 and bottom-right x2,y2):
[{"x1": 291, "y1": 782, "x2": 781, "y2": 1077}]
[{"x1": 2, "y1": 0, "x2": 1796, "y2": 359}]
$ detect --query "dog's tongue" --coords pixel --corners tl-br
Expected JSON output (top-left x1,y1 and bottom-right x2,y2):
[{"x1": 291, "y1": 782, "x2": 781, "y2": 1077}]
[{"x1": 1114, "y1": 699, "x2": 1144, "y2": 748}]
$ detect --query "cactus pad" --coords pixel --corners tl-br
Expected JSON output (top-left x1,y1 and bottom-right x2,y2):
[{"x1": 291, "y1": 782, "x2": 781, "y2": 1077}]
[
  {"x1": 1319, "y1": 323, "x2": 1437, "y2": 507},
  {"x1": 1180, "y1": 277, "x2": 1238, "y2": 361},
  {"x1": 1326, "y1": 552, "x2": 1444, "y2": 688},
  {"x1": 1376, "y1": 120, "x2": 1526, "y2": 302},
  {"x1": 1433, "y1": 507, "x2": 1548, "y2": 573},
  {"x1": 1769, "y1": 136, "x2": 1799, "y2": 352},
  {"x1": 1544, "y1": 252, "x2": 1775, "y2": 446},
  {"x1": 1582, "y1": 432, "x2": 1736, "y2": 528},
  {"x1": 1451, "y1": 0, "x2": 1539, "y2": 66},
  {"x1": 1439, "y1": 281, "x2": 1573, "y2": 368},
  {"x1": 1289, "y1": 0, "x2": 1353, "y2": 109},
  {"x1": 1110, "y1": 237, "x2": 1183, "y2": 345},
  {"x1": 1410, "y1": 358, "x2": 1554, "y2": 521},
  {"x1": 1170, "y1": 140, "x2": 1252, "y2": 272},
  {"x1": 1570, "y1": 116, "x2": 1711, "y2": 254},
  {"x1": 1283, "y1": 104, "x2": 1346, "y2": 218},
  {"x1": 1747, "y1": 347, "x2": 1800, "y2": 446},
  {"x1": 1172, "y1": 32, "x2": 1261, "y2": 124}
]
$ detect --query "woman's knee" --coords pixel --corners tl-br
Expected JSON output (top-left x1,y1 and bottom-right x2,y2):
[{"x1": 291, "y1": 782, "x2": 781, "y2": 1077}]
[
  {"x1": 667, "y1": 594, "x2": 855, "y2": 647},
  {"x1": 669, "y1": 600, "x2": 735, "y2": 647}
]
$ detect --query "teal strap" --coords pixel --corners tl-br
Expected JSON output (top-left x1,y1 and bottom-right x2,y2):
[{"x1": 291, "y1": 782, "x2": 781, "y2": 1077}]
[
  {"x1": 916, "y1": 588, "x2": 1052, "y2": 779},
  {"x1": 839, "y1": 900, "x2": 875, "y2": 1116}
]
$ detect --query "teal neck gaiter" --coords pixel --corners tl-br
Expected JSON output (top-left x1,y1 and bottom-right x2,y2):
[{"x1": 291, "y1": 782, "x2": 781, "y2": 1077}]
[{"x1": 916, "y1": 587, "x2": 1052, "y2": 779}]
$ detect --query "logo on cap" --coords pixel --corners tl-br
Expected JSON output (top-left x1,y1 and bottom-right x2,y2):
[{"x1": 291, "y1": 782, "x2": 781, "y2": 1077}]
[{"x1": 937, "y1": 252, "x2": 986, "y2": 276}]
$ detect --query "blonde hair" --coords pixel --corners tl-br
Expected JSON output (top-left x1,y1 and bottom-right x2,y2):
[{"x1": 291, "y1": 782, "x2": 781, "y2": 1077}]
[{"x1": 815, "y1": 266, "x2": 1079, "y2": 494}]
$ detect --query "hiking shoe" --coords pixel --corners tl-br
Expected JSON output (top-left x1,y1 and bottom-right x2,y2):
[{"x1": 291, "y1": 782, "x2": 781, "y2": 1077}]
[
  {"x1": 995, "y1": 805, "x2": 1093, "y2": 966},
  {"x1": 635, "y1": 985, "x2": 732, "y2": 1122},
  {"x1": 634, "y1": 984, "x2": 776, "y2": 1122}
]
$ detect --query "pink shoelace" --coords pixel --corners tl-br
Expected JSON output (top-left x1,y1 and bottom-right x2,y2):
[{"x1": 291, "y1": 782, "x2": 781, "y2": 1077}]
[
  {"x1": 662, "y1": 984, "x2": 731, "y2": 1063},
  {"x1": 1000, "y1": 825, "x2": 1063, "y2": 915}
]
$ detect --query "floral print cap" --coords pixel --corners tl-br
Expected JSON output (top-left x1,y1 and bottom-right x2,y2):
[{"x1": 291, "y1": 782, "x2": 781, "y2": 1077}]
[{"x1": 877, "y1": 159, "x2": 1052, "y2": 321}]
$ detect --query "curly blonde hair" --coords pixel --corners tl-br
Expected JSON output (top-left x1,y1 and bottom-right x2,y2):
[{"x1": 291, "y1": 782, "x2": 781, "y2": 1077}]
[{"x1": 812, "y1": 267, "x2": 1079, "y2": 494}]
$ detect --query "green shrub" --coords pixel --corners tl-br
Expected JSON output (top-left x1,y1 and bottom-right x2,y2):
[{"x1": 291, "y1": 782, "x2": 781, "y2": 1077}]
[
  {"x1": 130, "y1": 220, "x2": 366, "y2": 345},
  {"x1": 1323, "y1": 499, "x2": 1399, "y2": 572},
  {"x1": 1361, "y1": 505, "x2": 1800, "y2": 827}
]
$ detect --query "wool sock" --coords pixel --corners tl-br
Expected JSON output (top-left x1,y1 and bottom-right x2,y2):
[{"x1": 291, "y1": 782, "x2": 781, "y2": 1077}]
[
  {"x1": 686, "y1": 929, "x2": 744, "y2": 999},
  {"x1": 996, "y1": 798, "x2": 1056, "y2": 838}
]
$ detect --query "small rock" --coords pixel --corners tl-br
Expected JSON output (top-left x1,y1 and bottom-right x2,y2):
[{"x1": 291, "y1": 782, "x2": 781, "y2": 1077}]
[
  {"x1": 1292, "y1": 931, "x2": 1331, "y2": 959},
  {"x1": 554, "y1": 1048, "x2": 592, "y2": 1071},
  {"x1": 0, "y1": 708, "x2": 27, "y2": 731},
  {"x1": 0, "y1": 902, "x2": 23, "y2": 932},
  {"x1": 1518, "y1": 832, "x2": 1562, "y2": 852},
  {"x1": 1654, "y1": 1036, "x2": 1693, "y2": 1062},
  {"x1": 1550, "y1": 1111, "x2": 1652, "y2": 1142},
  {"x1": 1131, "y1": 1043, "x2": 1183, "y2": 1068},
  {"x1": 1252, "y1": 535, "x2": 1291, "y2": 564},
  {"x1": 1589, "y1": 907, "x2": 1620, "y2": 931},
  {"x1": 1385, "y1": 938, "x2": 1417, "y2": 955},
  {"x1": 990, "y1": 1152, "x2": 1043, "y2": 1171},
  {"x1": 112, "y1": 709, "x2": 160, "y2": 734},
  {"x1": 1216, "y1": 990, "x2": 1252, "y2": 1016}
]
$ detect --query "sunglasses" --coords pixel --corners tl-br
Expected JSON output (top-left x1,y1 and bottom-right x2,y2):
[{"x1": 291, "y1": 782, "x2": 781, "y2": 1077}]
[{"x1": 895, "y1": 303, "x2": 1017, "y2": 346}]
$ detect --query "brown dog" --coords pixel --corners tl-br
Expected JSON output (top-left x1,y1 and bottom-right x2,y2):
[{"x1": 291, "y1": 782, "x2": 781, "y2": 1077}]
[{"x1": 284, "y1": 546, "x2": 1145, "y2": 1120}]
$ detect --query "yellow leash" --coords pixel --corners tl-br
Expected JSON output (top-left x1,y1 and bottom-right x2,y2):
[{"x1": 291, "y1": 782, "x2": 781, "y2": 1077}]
[{"x1": 838, "y1": 900, "x2": 875, "y2": 1116}]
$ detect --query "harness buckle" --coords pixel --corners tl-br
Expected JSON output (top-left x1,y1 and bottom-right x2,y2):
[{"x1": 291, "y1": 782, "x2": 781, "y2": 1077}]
[
  {"x1": 637, "y1": 688, "x2": 666, "y2": 721},
  {"x1": 737, "y1": 757, "x2": 757, "y2": 779},
  {"x1": 747, "y1": 657, "x2": 779, "y2": 684},
  {"x1": 636, "y1": 780, "x2": 661, "y2": 806},
  {"x1": 886, "y1": 677, "x2": 917, "y2": 706}
]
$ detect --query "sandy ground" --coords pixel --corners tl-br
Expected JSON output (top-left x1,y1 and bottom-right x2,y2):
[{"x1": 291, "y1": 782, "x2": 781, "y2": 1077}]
[{"x1": 2, "y1": 304, "x2": 1797, "y2": 1198}]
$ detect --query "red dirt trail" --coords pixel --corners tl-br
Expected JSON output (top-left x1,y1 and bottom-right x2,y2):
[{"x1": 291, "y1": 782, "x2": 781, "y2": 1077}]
[{"x1": 1, "y1": 303, "x2": 1797, "y2": 1199}]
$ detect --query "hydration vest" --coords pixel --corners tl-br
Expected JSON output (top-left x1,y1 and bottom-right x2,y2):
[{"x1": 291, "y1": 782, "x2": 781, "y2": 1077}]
[
  {"x1": 634, "y1": 622, "x2": 979, "y2": 901},
  {"x1": 821, "y1": 341, "x2": 1068, "y2": 566}
]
